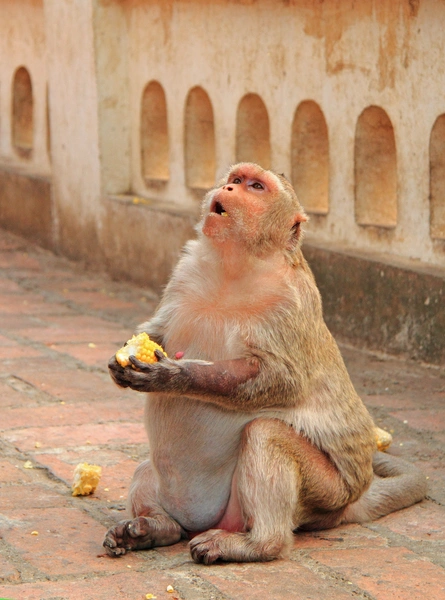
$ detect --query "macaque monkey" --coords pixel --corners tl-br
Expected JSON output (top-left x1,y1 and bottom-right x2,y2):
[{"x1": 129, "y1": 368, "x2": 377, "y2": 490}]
[{"x1": 104, "y1": 163, "x2": 426, "y2": 564}]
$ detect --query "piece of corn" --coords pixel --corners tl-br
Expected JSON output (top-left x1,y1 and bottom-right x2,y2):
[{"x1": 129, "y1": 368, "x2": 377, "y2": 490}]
[
  {"x1": 374, "y1": 426, "x2": 393, "y2": 451},
  {"x1": 72, "y1": 463, "x2": 102, "y2": 496},
  {"x1": 115, "y1": 332, "x2": 167, "y2": 368}
]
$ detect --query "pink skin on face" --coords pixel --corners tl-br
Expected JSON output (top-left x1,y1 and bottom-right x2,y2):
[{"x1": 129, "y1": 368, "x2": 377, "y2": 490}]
[{"x1": 202, "y1": 164, "x2": 282, "y2": 242}]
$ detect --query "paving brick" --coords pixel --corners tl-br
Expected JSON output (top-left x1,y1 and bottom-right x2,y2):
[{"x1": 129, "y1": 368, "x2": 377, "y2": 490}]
[
  {"x1": 0, "y1": 460, "x2": 34, "y2": 483},
  {"x1": 0, "y1": 399, "x2": 144, "y2": 430},
  {"x1": 365, "y1": 391, "x2": 445, "y2": 410},
  {"x1": 0, "y1": 231, "x2": 27, "y2": 250},
  {"x1": 363, "y1": 393, "x2": 421, "y2": 410},
  {"x1": 3, "y1": 422, "x2": 147, "y2": 452},
  {"x1": 155, "y1": 539, "x2": 191, "y2": 561},
  {"x1": 0, "y1": 554, "x2": 20, "y2": 583},
  {"x1": 0, "y1": 380, "x2": 38, "y2": 409},
  {"x1": 15, "y1": 314, "x2": 131, "y2": 345},
  {"x1": 0, "y1": 571, "x2": 182, "y2": 600},
  {"x1": 0, "y1": 292, "x2": 73, "y2": 316},
  {"x1": 59, "y1": 288, "x2": 138, "y2": 313},
  {"x1": 389, "y1": 408, "x2": 445, "y2": 432},
  {"x1": 0, "y1": 341, "x2": 44, "y2": 360},
  {"x1": 0, "y1": 278, "x2": 22, "y2": 292},
  {"x1": 6, "y1": 357, "x2": 129, "y2": 402},
  {"x1": 378, "y1": 501, "x2": 445, "y2": 542},
  {"x1": 0, "y1": 314, "x2": 48, "y2": 331},
  {"x1": 0, "y1": 507, "x2": 144, "y2": 577},
  {"x1": 0, "y1": 483, "x2": 69, "y2": 510},
  {"x1": 50, "y1": 341, "x2": 125, "y2": 368},
  {"x1": 0, "y1": 251, "x2": 42, "y2": 271},
  {"x1": 432, "y1": 431, "x2": 445, "y2": 446},
  {"x1": 197, "y1": 559, "x2": 354, "y2": 599},
  {"x1": 292, "y1": 523, "x2": 387, "y2": 550},
  {"x1": 309, "y1": 546, "x2": 445, "y2": 600}
]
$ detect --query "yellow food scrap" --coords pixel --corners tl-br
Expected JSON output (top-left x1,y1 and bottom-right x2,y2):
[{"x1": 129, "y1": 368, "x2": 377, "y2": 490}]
[
  {"x1": 375, "y1": 426, "x2": 393, "y2": 451},
  {"x1": 115, "y1": 332, "x2": 167, "y2": 368},
  {"x1": 72, "y1": 463, "x2": 102, "y2": 496}
]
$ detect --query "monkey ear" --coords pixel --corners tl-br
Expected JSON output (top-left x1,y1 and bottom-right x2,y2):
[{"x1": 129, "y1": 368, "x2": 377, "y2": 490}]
[{"x1": 287, "y1": 213, "x2": 308, "y2": 251}]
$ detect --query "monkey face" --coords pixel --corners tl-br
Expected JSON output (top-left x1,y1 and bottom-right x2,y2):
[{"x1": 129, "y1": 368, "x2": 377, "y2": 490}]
[
  {"x1": 201, "y1": 163, "x2": 307, "y2": 256},
  {"x1": 202, "y1": 163, "x2": 281, "y2": 244}
]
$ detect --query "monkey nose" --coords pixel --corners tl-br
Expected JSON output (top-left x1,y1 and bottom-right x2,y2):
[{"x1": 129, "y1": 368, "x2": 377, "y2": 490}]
[{"x1": 223, "y1": 186, "x2": 233, "y2": 191}]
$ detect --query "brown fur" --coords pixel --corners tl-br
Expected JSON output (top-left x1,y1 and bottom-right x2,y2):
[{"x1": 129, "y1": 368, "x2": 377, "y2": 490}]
[{"x1": 104, "y1": 163, "x2": 427, "y2": 564}]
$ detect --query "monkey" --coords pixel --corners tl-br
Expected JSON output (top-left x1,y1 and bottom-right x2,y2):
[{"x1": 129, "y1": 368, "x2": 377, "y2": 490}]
[{"x1": 103, "y1": 162, "x2": 427, "y2": 564}]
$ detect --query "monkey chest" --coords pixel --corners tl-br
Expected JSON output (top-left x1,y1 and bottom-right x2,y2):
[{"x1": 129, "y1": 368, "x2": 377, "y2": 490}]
[
  {"x1": 163, "y1": 304, "x2": 251, "y2": 360},
  {"x1": 162, "y1": 283, "x2": 285, "y2": 360}
]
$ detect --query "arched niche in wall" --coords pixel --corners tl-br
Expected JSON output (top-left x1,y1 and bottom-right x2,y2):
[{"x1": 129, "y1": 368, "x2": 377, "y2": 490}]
[
  {"x1": 184, "y1": 86, "x2": 215, "y2": 189},
  {"x1": 291, "y1": 100, "x2": 329, "y2": 214},
  {"x1": 236, "y1": 94, "x2": 271, "y2": 169},
  {"x1": 140, "y1": 81, "x2": 169, "y2": 183},
  {"x1": 354, "y1": 106, "x2": 397, "y2": 228},
  {"x1": 429, "y1": 114, "x2": 445, "y2": 239},
  {"x1": 12, "y1": 66, "x2": 33, "y2": 158}
]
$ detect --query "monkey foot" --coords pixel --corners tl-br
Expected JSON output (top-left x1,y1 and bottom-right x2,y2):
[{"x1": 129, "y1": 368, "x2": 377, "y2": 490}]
[
  {"x1": 189, "y1": 529, "x2": 234, "y2": 565},
  {"x1": 103, "y1": 517, "x2": 155, "y2": 557}
]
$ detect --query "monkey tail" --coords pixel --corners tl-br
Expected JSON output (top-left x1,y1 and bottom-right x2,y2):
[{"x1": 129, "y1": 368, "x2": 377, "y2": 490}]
[{"x1": 342, "y1": 452, "x2": 427, "y2": 524}]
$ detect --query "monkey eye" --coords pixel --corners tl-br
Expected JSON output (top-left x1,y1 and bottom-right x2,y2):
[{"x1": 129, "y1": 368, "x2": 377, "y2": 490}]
[
  {"x1": 232, "y1": 177, "x2": 242, "y2": 184},
  {"x1": 252, "y1": 182, "x2": 264, "y2": 190}
]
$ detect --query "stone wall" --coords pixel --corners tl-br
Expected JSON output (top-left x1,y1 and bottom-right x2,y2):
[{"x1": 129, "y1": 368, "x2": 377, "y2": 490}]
[{"x1": 0, "y1": 0, "x2": 444, "y2": 362}]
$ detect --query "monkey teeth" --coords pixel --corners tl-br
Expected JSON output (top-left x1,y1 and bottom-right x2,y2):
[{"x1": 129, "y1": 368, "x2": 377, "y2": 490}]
[{"x1": 221, "y1": 211, "x2": 228, "y2": 217}]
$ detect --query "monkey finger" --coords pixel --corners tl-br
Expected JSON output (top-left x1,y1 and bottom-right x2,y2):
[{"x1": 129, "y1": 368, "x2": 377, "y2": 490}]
[
  {"x1": 154, "y1": 349, "x2": 167, "y2": 361},
  {"x1": 128, "y1": 355, "x2": 154, "y2": 371},
  {"x1": 108, "y1": 357, "x2": 132, "y2": 388},
  {"x1": 108, "y1": 355, "x2": 121, "y2": 370},
  {"x1": 119, "y1": 366, "x2": 157, "y2": 391}
]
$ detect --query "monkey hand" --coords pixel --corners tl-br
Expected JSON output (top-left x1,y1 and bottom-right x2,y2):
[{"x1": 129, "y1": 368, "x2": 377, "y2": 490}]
[{"x1": 108, "y1": 350, "x2": 189, "y2": 393}]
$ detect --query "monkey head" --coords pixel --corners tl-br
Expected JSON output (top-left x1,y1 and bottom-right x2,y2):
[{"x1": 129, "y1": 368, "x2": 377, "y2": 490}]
[{"x1": 200, "y1": 163, "x2": 308, "y2": 261}]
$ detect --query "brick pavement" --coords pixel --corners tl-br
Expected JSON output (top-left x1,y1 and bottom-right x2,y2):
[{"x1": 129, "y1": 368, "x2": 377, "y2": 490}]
[{"x1": 0, "y1": 227, "x2": 444, "y2": 600}]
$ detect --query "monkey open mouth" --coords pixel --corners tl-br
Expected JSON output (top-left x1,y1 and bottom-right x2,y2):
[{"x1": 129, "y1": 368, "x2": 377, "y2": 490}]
[{"x1": 212, "y1": 201, "x2": 228, "y2": 217}]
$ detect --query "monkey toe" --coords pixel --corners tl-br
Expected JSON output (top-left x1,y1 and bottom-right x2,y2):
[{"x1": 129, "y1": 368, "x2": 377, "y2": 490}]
[
  {"x1": 127, "y1": 516, "x2": 152, "y2": 538},
  {"x1": 190, "y1": 542, "x2": 221, "y2": 565},
  {"x1": 103, "y1": 522, "x2": 129, "y2": 557},
  {"x1": 103, "y1": 518, "x2": 155, "y2": 557},
  {"x1": 189, "y1": 529, "x2": 226, "y2": 565}
]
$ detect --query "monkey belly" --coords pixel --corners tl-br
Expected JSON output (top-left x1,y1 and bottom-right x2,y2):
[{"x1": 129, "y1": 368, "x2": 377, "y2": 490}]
[
  {"x1": 158, "y1": 469, "x2": 232, "y2": 532},
  {"x1": 158, "y1": 474, "x2": 244, "y2": 534},
  {"x1": 145, "y1": 395, "x2": 252, "y2": 532}
]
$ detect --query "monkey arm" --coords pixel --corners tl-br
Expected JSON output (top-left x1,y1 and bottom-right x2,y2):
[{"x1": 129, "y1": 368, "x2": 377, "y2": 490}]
[{"x1": 108, "y1": 351, "x2": 297, "y2": 411}]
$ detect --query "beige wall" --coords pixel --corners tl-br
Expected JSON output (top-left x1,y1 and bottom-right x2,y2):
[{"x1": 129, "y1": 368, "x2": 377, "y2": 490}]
[
  {"x1": 1, "y1": 0, "x2": 444, "y2": 270},
  {"x1": 0, "y1": 0, "x2": 49, "y2": 176}
]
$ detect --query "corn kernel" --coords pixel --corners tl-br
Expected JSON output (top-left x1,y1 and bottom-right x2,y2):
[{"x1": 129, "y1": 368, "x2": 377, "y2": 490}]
[{"x1": 115, "y1": 332, "x2": 167, "y2": 367}]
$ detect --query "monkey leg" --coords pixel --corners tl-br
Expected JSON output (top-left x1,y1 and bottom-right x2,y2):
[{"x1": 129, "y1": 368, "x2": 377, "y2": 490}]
[
  {"x1": 103, "y1": 460, "x2": 184, "y2": 557},
  {"x1": 190, "y1": 417, "x2": 351, "y2": 565}
]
